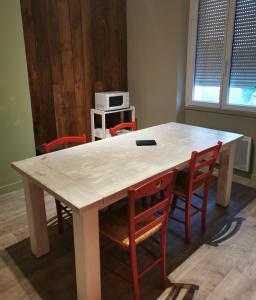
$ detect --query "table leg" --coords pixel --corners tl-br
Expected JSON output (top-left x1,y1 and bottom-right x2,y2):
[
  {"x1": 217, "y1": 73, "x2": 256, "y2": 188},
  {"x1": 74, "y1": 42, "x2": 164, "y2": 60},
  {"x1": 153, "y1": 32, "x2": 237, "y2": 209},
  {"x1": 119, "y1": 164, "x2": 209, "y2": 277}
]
[
  {"x1": 91, "y1": 110, "x2": 95, "y2": 142},
  {"x1": 23, "y1": 178, "x2": 49, "y2": 257},
  {"x1": 120, "y1": 111, "x2": 124, "y2": 123},
  {"x1": 73, "y1": 208, "x2": 101, "y2": 300},
  {"x1": 216, "y1": 142, "x2": 236, "y2": 207},
  {"x1": 102, "y1": 113, "x2": 106, "y2": 139}
]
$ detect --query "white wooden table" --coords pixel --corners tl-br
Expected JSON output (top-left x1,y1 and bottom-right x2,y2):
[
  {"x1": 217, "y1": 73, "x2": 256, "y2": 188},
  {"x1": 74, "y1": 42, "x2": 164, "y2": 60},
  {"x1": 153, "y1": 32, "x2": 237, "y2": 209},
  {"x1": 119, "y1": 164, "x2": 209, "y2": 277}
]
[{"x1": 12, "y1": 122, "x2": 242, "y2": 300}]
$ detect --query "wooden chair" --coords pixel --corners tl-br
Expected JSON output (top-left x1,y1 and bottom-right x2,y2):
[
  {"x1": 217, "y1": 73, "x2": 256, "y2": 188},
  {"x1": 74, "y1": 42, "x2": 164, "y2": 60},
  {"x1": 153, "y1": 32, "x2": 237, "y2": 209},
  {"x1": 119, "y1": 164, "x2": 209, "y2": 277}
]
[
  {"x1": 109, "y1": 121, "x2": 137, "y2": 137},
  {"x1": 100, "y1": 169, "x2": 177, "y2": 300},
  {"x1": 170, "y1": 141, "x2": 222, "y2": 243},
  {"x1": 109, "y1": 121, "x2": 138, "y2": 209},
  {"x1": 43, "y1": 135, "x2": 87, "y2": 233}
]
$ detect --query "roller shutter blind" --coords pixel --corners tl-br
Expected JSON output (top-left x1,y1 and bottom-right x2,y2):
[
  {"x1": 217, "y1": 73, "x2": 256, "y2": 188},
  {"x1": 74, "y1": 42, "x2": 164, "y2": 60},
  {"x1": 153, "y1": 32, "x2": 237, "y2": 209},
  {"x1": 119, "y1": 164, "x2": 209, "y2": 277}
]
[
  {"x1": 194, "y1": 0, "x2": 228, "y2": 87},
  {"x1": 229, "y1": 0, "x2": 256, "y2": 88}
]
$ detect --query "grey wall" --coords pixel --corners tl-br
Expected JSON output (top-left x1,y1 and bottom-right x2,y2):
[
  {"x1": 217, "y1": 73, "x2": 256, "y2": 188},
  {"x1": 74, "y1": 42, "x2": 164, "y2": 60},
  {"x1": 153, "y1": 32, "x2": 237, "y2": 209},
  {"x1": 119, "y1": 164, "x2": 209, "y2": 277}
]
[
  {"x1": 0, "y1": 1, "x2": 35, "y2": 194},
  {"x1": 127, "y1": 0, "x2": 189, "y2": 129}
]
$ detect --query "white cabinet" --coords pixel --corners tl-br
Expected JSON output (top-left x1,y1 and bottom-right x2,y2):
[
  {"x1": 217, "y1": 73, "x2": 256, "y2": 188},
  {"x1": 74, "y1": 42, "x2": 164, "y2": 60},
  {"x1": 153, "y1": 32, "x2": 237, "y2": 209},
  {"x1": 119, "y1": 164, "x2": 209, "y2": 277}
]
[{"x1": 91, "y1": 106, "x2": 135, "y2": 141}]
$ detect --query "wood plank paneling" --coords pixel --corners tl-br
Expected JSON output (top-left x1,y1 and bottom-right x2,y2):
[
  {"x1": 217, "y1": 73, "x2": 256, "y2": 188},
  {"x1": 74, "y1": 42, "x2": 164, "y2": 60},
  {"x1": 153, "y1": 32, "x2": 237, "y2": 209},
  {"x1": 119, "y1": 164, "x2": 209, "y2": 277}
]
[
  {"x1": 69, "y1": 0, "x2": 87, "y2": 129},
  {"x1": 80, "y1": 0, "x2": 94, "y2": 138},
  {"x1": 20, "y1": 0, "x2": 57, "y2": 145},
  {"x1": 91, "y1": 0, "x2": 127, "y2": 91},
  {"x1": 20, "y1": 0, "x2": 127, "y2": 145},
  {"x1": 44, "y1": 0, "x2": 65, "y2": 138},
  {"x1": 91, "y1": 0, "x2": 127, "y2": 128}
]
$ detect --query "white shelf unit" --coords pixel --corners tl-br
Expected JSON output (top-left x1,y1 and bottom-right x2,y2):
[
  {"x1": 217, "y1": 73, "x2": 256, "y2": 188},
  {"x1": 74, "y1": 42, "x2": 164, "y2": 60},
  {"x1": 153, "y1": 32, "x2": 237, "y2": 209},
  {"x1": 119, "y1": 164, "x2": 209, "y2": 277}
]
[{"x1": 91, "y1": 106, "x2": 135, "y2": 141}]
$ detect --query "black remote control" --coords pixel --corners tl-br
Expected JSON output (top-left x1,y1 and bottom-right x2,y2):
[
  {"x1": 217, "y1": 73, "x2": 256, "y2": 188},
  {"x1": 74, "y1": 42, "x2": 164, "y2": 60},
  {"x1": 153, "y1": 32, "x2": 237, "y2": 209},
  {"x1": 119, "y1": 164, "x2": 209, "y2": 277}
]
[{"x1": 136, "y1": 140, "x2": 157, "y2": 146}]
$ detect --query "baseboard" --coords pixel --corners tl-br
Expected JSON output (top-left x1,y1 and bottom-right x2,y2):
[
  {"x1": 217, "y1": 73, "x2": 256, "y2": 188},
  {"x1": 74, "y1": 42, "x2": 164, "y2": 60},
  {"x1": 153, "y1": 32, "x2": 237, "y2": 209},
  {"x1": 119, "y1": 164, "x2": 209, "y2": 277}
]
[{"x1": 0, "y1": 181, "x2": 23, "y2": 195}]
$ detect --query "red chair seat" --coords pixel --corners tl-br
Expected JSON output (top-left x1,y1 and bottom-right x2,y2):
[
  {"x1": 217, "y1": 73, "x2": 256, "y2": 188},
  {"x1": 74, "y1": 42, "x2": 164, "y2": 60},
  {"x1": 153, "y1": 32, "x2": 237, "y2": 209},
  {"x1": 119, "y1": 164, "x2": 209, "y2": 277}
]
[{"x1": 100, "y1": 206, "x2": 161, "y2": 247}]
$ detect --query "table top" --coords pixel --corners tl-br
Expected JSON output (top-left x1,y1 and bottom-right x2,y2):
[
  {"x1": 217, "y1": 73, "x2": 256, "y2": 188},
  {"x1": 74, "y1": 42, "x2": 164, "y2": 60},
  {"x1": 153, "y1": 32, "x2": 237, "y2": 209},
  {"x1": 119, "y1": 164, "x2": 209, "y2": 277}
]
[{"x1": 12, "y1": 123, "x2": 243, "y2": 214}]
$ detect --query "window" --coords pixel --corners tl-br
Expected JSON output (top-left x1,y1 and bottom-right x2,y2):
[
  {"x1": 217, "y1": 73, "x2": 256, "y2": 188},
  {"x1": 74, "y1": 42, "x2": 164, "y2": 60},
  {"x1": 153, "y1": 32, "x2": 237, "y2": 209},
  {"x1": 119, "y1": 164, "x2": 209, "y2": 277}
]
[{"x1": 186, "y1": 0, "x2": 256, "y2": 112}]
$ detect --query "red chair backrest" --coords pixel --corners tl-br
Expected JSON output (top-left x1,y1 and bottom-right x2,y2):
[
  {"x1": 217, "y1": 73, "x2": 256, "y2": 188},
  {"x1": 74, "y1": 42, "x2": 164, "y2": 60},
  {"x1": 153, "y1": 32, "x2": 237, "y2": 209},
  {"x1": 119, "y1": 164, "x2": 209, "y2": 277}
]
[
  {"x1": 128, "y1": 169, "x2": 177, "y2": 245},
  {"x1": 109, "y1": 122, "x2": 137, "y2": 137},
  {"x1": 188, "y1": 141, "x2": 222, "y2": 193},
  {"x1": 43, "y1": 135, "x2": 87, "y2": 153}
]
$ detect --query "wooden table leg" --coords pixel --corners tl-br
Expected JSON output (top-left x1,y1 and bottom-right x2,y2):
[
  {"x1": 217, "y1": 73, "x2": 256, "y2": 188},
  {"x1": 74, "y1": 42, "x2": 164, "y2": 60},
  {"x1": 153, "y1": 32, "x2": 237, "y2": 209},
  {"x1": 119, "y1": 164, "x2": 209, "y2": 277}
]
[
  {"x1": 73, "y1": 208, "x2": 101, "y2": 300},
  {"x1": 23, "y1": 178, "x2": 49, "y2": 257},
  {"x1": 216, "y1": 142, "x2": 236, "y2": 207}
]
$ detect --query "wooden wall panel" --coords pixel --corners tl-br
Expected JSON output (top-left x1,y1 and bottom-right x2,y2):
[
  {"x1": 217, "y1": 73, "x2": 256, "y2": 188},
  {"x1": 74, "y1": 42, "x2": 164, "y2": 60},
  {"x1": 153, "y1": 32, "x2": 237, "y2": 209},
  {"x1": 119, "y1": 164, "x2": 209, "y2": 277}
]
[
  {"x1": 92, "y1": 0, "x2": 127, "y2": 91},
  {"x1": 69, "y1": 0, "x2": 87, "y2": 134},
  {"x1": 20, "y1": 0, "x2": 57, "y2": 145},
  {"x1": 91, "y1": 0, "x2": 127, "y2": 128},
  {"x1": 20, "y1": 0, "x2": 127, "y2": 145},
  {"x1": 80, "y1": 0, "x2": 94, "y2": 138}
]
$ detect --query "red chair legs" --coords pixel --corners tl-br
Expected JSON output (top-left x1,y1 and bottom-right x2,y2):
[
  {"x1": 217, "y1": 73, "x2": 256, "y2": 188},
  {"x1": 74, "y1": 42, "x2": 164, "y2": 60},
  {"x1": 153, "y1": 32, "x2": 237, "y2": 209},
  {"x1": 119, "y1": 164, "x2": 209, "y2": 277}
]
[
  {"x1": 130, "y1": 230, "x2": 167, "y2": 300},
  {"x1": 171, "y1": 192, "x2": 209, "y2": 243},
  {"x1": 160, "y1": 228, "x2": 167, "y2": 288},
  {"x1": 171, "y1": 195, "x2": 178, "y2": 211},
  {"x1": 55, "y1": 200, "x2": 64, "y2": 233},
  {"x1": 201, "y1": 188, "x2": 209, "y2": 233},
  {"x1": 130, "y1": 244, "x2": 140, "y2": 300},
  {"x1": 170, "y1": 142, "x2": 222, "y2": 243},
  {"x1": 185, "y1": 198, "x2": 191, "y2": 244}
]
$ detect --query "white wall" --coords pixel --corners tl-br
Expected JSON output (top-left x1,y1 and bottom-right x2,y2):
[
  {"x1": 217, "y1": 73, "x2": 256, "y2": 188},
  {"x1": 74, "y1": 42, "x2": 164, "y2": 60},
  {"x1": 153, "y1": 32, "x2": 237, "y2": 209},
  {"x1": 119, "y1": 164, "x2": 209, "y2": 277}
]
[{"x1": 127, "y1": 0, "x2": 189, "y2": 128}]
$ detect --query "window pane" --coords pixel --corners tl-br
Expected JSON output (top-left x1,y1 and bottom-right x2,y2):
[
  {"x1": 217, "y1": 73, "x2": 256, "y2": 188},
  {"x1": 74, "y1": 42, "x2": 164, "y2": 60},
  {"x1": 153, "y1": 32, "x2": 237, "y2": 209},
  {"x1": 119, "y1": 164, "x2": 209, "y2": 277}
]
[
  {"x1": 193, "y1": 0, "x2": 228, "y2": 104},
  {"x1": 227, "y1": 0, "x2": 256, "y2": 107}
]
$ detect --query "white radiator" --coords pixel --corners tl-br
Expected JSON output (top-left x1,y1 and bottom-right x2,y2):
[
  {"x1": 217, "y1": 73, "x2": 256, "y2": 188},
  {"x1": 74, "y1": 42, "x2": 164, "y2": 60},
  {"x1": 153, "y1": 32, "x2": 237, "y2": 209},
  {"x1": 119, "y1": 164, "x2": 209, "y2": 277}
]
[
  {"x1": 234, "y1": 136, "x2": 252, "y2": 172},
  {"x1": 217, "y1": 136, "x2": 252, "y2": 172}
]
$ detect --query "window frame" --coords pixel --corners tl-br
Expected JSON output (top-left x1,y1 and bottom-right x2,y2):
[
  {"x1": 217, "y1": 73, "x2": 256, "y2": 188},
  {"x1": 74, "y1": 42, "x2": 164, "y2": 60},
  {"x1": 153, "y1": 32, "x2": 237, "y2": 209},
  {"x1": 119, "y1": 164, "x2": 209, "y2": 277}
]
[{"x1": 185, "y1": 0, "x2": 256, "y2": 113}]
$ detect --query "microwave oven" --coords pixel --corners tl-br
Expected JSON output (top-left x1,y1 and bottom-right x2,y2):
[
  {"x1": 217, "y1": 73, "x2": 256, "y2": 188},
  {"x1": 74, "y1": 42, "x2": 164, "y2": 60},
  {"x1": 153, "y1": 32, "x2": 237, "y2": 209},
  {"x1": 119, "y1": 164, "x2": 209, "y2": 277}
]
[{"x1": 95, "y1": 91, "x2": 129, "y2": 111}]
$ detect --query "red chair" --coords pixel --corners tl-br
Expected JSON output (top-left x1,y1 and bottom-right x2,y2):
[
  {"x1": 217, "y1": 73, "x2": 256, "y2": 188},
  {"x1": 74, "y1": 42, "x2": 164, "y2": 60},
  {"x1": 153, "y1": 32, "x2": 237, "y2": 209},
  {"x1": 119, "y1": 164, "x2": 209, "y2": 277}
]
[
  {"x1": 170, "y1": 141, "x2": 222, "y2": 243},
  {"x1": 100, "y1": 169, "x2": 177, "y2": 300},
  {"x1": 43, "y1": 135, "x2": 86, "y2": 153},
  {"x1": 43, "y1": 135, "x2": 87, "y2": 233},
  {"x1": 109, "y1": 121, "x2": 137, "y2": 137}
]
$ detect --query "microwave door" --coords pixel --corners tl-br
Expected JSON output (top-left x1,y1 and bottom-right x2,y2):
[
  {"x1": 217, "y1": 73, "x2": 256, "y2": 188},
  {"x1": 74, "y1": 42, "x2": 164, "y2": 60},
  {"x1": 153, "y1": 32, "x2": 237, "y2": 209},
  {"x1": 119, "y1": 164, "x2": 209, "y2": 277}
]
[{"x1": 109, "y1": 95, "x2": 123, "y2": 108}]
